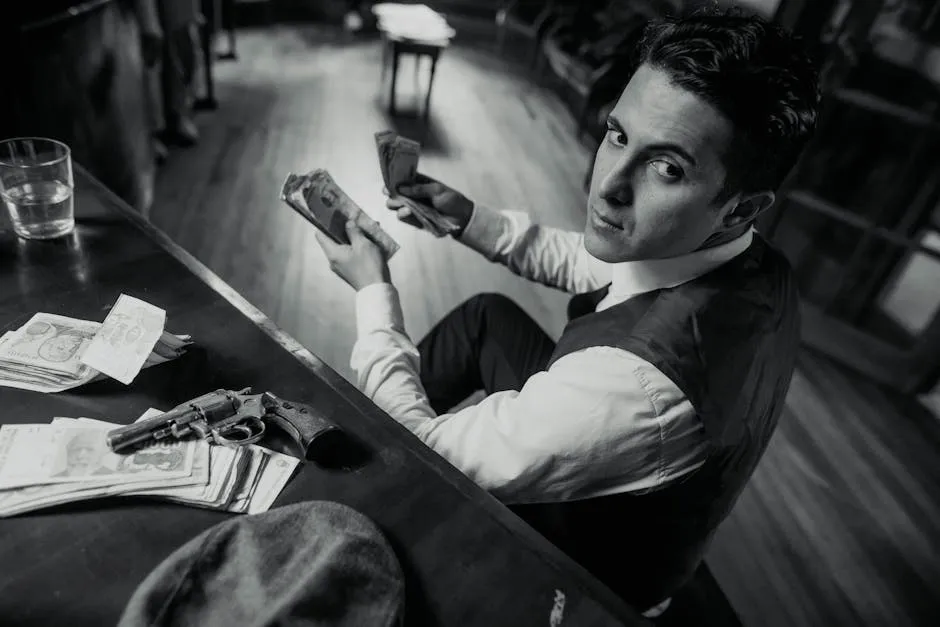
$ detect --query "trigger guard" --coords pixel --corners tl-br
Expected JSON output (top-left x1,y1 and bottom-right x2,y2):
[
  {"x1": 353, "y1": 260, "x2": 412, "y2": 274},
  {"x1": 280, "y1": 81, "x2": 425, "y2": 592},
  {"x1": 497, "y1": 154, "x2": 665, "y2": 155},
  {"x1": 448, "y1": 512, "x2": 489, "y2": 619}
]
[{"x1": 214, "y1": 419, "x2": 266, "y2": 448}]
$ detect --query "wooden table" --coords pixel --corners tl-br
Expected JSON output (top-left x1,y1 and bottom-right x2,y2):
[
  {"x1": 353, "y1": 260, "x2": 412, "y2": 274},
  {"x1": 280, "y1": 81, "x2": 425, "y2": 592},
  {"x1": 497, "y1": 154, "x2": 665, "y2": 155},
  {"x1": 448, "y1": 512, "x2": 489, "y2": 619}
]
[
  {"x1": 381, "y1": 35, "x2": 449, "y2": 118},
  {"x1": 0, "y1": 166, "x2": 645, "y2": 626},
  {"x1": 374, "y1": 5, "x2": 455, "y2": 118}
]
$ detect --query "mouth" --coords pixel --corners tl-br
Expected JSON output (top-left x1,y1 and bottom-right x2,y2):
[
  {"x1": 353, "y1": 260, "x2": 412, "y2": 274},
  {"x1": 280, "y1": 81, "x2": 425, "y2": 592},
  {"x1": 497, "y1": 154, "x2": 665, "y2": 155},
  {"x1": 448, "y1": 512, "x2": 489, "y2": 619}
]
[{"x1": 590, "y1": 207, "x2": 623, "y2": 232}]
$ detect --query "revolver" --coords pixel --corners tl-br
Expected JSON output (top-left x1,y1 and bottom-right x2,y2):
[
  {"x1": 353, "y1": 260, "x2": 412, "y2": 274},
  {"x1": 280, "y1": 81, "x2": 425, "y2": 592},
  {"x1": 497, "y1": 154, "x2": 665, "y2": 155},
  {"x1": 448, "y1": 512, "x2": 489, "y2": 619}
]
[{"x1": 105, "y1": 388, "x2": 344, "y2": 462}]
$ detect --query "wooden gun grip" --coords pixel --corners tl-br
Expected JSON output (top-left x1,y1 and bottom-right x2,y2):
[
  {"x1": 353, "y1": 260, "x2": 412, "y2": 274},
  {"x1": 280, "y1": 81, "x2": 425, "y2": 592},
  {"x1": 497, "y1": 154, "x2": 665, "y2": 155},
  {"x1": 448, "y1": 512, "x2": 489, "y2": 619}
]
[{"x1": 262, "y1": 396, "x2": 345, "y2": 463}]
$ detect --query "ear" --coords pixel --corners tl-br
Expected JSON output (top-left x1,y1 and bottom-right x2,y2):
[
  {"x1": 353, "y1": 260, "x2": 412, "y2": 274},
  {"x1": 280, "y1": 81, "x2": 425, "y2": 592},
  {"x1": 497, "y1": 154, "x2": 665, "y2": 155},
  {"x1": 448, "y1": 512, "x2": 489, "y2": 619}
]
[{"x1": 722, "y1": 191, "x2": 775, "y2": 229}]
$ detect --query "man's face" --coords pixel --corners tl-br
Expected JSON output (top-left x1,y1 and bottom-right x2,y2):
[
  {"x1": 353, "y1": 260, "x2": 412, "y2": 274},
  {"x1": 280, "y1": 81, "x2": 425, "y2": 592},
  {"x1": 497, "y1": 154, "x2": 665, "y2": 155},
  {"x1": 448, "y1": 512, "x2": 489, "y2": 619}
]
[
  {"x1": 39, "y1": 334, "x2": 83, "y2": 362},
  {"x1": 65, "y1": 436, "x2": 105, "y2": 474},
  {"x1": 585, "y1": 64, "x2": 740, "y2": 262}
]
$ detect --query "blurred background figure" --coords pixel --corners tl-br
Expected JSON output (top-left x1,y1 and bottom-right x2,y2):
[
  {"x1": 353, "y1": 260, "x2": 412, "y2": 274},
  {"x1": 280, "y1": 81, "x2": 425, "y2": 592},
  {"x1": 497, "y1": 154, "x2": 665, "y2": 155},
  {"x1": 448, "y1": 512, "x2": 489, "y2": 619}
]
[
  {"x1": 133, "y1": 0, "x2": 170, "y2": 164},
  {"x1": 156, "y1": 0, "x2": 203, "y2": 147}
]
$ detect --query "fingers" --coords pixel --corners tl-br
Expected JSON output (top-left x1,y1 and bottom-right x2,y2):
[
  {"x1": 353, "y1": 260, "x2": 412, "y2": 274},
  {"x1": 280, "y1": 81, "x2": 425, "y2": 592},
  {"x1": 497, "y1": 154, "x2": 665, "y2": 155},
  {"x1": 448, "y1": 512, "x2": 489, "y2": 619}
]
[
  {"x1": 313, "y1": 230, "x2": 342, "y2": 258},
  {"x1": 397, "y1": 182, "x2": 440, "y2": 199},
  {"x1": 386, "y1": 197, "x2": 407, "y2": 210},
  {"x1": 395, "y1": 206, "x2": 421, "y2": 229},
  {"x1": 344, "y1": 220, "x2": 366, "y2": 243}
]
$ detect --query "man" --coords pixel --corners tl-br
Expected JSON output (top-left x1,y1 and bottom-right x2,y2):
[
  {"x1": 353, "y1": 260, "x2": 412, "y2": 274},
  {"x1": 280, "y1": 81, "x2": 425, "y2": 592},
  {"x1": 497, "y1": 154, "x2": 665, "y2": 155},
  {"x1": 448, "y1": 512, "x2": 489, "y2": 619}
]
[
  {"x1": 314, "y1": 8, "x2": 819, "y2": 614},
  {"x1": 55, "y1": 432, "x2": 113, "y2": 477},
  {"x1": 157, "y1": 0, "x2": 202, "y2": 147}
]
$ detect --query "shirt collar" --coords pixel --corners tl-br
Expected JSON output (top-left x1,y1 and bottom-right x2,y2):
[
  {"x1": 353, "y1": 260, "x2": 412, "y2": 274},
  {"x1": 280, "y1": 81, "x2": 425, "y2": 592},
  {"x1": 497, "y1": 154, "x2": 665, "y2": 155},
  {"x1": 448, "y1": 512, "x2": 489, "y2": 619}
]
[{"x1": 607, "y1": 227, "x2": 755, "y2": 301}]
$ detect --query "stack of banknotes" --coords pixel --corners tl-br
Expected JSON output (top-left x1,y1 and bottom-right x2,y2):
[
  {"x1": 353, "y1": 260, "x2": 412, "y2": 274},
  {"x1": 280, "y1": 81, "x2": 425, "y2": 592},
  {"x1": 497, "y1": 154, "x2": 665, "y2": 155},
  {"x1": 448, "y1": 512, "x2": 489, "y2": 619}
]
[
  {"x1": 374, "y1": 130, "x2": 462, "y2": 237},
  {"x1": 0, "y1": 294, "x2": 190, "y2": 393},
  {"x1": 281, "y1": 169, "x2": 400, "y2": 258},
  {"x1": 0, "y1": 411, "x2": 300, "y2": 518}
]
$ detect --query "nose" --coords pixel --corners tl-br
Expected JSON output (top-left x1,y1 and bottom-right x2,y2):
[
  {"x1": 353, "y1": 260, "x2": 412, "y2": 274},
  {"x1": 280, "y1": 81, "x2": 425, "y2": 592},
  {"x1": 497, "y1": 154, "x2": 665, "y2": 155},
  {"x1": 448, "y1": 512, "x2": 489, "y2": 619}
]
[{"x1": 597, "y1": 157, "x2": 634, "y2": 207}]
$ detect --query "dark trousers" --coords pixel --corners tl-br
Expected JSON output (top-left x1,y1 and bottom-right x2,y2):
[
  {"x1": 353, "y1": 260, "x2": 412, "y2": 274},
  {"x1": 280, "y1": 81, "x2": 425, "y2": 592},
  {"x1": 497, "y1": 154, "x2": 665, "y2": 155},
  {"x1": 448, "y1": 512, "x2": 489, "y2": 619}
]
[{"x1": 417, "y1": 293, "x2": 557, "y2": 414}]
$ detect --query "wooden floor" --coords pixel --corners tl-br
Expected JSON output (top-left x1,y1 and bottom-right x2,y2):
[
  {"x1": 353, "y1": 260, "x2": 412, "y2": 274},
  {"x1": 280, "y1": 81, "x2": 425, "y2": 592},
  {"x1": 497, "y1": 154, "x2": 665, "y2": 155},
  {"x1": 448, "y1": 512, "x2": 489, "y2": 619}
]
[
  {"x1": 153, "y1": 26, "x2": 940, "y2": 627},
  {"x1": 152, "y1": 25, "x2": 586, "y2": 384}
]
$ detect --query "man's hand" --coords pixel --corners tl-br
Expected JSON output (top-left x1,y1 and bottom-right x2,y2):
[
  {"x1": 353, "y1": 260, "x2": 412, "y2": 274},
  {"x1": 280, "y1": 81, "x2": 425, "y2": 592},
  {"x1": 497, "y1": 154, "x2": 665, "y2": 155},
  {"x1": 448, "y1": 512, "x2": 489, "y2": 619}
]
[
  {"x1": 386, "y1": 173, "x2": 474, "y2": 235},
  {"x1": 315, "y1": 221, "x2": 391, "y2": 291}
]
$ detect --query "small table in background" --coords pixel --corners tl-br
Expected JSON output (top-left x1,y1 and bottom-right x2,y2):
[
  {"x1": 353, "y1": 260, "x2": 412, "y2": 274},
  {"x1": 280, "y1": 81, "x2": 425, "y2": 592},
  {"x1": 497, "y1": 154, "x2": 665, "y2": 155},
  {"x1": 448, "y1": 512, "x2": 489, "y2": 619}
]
[{"x1": 373, "y1": 3, "x2": 456, "y2": 118}]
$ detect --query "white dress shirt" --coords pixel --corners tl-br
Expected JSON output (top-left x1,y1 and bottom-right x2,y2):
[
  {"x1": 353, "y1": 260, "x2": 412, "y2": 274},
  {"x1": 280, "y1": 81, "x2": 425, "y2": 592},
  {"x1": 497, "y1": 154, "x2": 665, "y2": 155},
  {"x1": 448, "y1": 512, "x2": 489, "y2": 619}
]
[{"x1": 350, "y1": 205, "x2": 755, "y2": 505}]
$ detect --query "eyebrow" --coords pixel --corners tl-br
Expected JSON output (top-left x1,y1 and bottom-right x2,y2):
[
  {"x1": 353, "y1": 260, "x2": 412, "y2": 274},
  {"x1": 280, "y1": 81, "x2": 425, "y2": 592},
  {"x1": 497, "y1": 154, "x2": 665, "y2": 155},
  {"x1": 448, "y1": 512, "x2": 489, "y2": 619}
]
[{"x1": 607, "y1": 115, "x2": 699, "y2": 167}]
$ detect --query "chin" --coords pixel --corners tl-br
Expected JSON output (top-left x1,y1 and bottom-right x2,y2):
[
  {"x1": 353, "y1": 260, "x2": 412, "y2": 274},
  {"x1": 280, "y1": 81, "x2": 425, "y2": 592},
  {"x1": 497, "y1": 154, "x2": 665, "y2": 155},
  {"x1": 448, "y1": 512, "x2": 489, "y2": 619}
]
[{"x1": 584, "y1": 227, "x2": 636, "y2": 263}]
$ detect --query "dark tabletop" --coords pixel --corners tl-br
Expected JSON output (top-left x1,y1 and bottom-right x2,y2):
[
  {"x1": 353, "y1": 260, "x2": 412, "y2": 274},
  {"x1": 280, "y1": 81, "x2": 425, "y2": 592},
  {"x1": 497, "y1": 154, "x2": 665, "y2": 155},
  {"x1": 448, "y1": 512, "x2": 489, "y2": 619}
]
[{"x1": 0, "y1": 166, "x2": 644, "y2": 626}]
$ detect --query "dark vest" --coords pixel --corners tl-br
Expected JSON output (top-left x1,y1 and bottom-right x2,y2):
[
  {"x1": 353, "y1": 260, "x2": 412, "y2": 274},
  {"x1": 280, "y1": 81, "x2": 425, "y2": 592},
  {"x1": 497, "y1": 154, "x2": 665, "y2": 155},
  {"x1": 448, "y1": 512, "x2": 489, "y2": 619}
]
[{"x1": 510, "y1": 235, "x2": 801, "y2": 609}]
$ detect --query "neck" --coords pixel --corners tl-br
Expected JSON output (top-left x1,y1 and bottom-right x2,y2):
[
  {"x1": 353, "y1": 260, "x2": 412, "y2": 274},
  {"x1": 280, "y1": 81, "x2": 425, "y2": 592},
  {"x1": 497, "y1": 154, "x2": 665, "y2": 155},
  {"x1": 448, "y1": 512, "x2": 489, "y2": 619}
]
[{"x1": 697, "y1": 224, "x2": 751, "y2": 252}]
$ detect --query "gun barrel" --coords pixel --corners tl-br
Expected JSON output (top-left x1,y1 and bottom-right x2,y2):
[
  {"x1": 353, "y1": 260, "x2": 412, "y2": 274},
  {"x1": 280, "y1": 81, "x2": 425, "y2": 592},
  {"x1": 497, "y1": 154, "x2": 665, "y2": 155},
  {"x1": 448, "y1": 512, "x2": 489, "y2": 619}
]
[
  {"x1": 106, "y1": 390, "x2": 243, "y2": 453},
  {"x1": 106, "y1": 423, "x2": 159, "y2": 453},
  {"x1": 106, "y1": 404, "x2": 196, "y2": 453}
]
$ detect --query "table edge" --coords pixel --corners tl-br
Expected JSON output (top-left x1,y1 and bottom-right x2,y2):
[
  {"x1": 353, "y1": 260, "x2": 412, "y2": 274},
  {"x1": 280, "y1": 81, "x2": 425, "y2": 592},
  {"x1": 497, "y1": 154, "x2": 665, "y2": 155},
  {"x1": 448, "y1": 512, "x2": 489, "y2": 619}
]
[{"x1": 76, "y1": 164, "x2": 643, "y2": 623}]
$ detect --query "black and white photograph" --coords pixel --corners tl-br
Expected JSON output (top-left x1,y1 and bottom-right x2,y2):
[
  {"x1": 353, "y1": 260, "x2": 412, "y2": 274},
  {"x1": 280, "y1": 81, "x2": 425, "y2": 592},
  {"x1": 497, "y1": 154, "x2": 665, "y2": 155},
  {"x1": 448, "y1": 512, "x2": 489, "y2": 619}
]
[{"x1": 1, "y1": 1, "x2": 939, "y2": 626}]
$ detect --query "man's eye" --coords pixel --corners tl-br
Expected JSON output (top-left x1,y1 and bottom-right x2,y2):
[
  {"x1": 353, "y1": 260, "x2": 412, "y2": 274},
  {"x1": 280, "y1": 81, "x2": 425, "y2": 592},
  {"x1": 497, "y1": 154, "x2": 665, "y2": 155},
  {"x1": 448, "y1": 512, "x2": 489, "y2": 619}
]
[
  {"x1": 651, "y1": 160, "x2": 682, "y2": 180},
  {"x1": 605, "y1": 127, "x2": 627, "y2": 146}
]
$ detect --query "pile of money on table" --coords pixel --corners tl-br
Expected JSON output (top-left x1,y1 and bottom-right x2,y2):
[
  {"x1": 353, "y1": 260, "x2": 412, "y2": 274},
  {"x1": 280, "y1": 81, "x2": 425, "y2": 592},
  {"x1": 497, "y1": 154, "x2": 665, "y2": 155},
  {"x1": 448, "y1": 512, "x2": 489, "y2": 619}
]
[
  {"x1": 0, "y1": 294, "x2": 191, "y2": 393},
  {"x1": 374, "y1": 130, "x2": 462, "y2": 237},
  {"x1": 0, "y1": 412, "x2": 300, "y2": 517}
]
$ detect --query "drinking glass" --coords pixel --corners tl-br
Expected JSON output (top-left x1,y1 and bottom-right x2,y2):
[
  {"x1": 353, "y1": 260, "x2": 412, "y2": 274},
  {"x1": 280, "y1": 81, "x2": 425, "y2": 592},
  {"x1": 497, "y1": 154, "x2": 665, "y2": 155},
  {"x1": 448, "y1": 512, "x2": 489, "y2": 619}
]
[{"x1": 0, "y1": 137, "x2": 75, "y2": 240}]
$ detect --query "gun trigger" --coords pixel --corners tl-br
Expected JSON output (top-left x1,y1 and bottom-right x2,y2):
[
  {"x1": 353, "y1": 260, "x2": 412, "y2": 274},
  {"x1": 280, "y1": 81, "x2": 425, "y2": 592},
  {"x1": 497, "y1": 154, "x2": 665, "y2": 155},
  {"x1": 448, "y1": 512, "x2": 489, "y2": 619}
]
[{"x1": 190, "y1": 419, "x2": 210, "y2": 439}]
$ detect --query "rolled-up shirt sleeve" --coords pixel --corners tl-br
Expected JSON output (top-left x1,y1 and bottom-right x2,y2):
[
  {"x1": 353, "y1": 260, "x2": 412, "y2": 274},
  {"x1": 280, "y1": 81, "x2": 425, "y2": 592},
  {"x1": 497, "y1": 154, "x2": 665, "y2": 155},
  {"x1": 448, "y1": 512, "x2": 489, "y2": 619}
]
[
  {"x1": 351, "y1": 282, "x2": 708, "y2": 504},
  {"x1": 457, "y1": 204, "x2": 610, "y2": 294}
]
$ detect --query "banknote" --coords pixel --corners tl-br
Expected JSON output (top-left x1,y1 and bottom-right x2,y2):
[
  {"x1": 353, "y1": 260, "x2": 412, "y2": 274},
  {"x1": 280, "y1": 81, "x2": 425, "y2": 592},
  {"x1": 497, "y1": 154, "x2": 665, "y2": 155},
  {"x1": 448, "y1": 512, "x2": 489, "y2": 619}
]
[
  {"x1": 0, "y1": 313, "x2": 99, "y2": 377},
  {"x1": 159, "y1": 447, "x2": 247, "y2": 510},
  {"x1": 70, "y1": 415, "x2": 215, "y2": 500},
  {"x1": 80, "y1": 294, "x2": 167, "y2": 385},
  {"x1": 72, "y1": 411, "x2": 297, "y2": 514},
  {"x1": 229, "y1": 445, "x2": 268, "y2": 508},
  {"x1": 245, "y1": 448, "x2": 300, "y2": 514},
  {"x1": 375, "y1": 131, "x2": 420, "y2": 192},
  {"x1": 0, "y1": 424, "x2": 196, "y2": 490},
  {"x1": 0, "y1": 313, "x2": 191, "y2": 393},
  {"x1": 0, "y1": 406, "x2": 299, "y2": 517},
  {"x1": 305, "y1": 169, "x2": 400, "y2": 257},
  {"x1": 280, "y1": 169, "x2": 400, "y2": 258},
  {"x1": 0, "y1": 464, "x2": 207, "y2": 515},
  {"x1": 0, "y1": 471, "x2": 207, "y2": 518},
  {"x1": 374, "y1": 130, "x2": 462, "y2": 237},
  {"x1": 374, "y1": 130, "x2": 396, "y2": 186},
  {"x1": 75, "y1": 413, "x2": 250, "y2": 511},
  {"x1": 0, "y1": 417, "x2": 207, "y2": 517},
  {"x1": 281, "y1": 171, "x2": 349, "y2": 245}
]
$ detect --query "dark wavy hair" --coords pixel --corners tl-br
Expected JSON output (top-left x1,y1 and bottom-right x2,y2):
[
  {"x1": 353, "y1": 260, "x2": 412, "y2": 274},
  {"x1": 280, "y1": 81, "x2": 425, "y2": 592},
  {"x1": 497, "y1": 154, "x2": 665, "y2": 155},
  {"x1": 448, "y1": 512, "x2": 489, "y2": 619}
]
[{"x1": 634, "y1": 8, "x2": 821, "y2": 199}]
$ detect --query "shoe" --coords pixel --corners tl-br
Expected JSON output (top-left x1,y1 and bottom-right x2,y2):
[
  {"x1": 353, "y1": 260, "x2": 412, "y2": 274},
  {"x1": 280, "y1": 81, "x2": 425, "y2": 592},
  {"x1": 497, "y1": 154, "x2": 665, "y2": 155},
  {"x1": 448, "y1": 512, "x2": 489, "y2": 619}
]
[
  {"x1": 153, "y1": 137, "x2": 169, "y2": 165},
  {"x1": 162, "y1": 117, "x2": 200, "y2": 147},
  {"x1": 641, "y1": 598, "x2": 672, "y2": 618}
]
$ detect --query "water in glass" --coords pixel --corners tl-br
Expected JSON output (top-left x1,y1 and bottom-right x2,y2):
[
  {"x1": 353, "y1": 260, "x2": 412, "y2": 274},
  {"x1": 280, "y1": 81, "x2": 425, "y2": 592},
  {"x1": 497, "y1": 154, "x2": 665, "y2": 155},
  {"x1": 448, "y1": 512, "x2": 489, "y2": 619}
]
[{"x1": 1, "y1": 180, "x2": 74, "y2": 239}]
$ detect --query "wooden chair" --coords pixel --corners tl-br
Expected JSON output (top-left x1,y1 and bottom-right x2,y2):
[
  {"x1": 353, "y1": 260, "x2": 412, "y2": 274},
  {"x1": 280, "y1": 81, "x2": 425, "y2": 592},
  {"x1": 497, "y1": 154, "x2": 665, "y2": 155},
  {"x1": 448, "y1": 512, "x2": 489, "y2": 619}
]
[
  {"x1": 495, "y1": 0, "x2": 569, "y2": 68},
  {"x1": 539, "y1": 9, "x2": 649, "y2": 139}
]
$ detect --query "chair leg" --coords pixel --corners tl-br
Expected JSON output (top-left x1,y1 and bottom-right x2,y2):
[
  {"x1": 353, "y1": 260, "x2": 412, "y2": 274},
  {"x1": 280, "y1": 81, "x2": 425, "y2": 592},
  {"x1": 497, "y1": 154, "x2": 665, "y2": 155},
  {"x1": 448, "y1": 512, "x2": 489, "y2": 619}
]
[
  {"x1": 576, "y1": 97, "x2": 591, "y2": 140},
  {"x1": 194, "y1": 15, "x2": 218, "y2": 110},
  {"x1": 425, "y1": 53, "x2": 439, "y2": 120},
  {"x1": 389, "y1": 46, "x2": 400, "y2": 115},
  {"x1": 218, "y1": 0, "x2": 237, "y2": 60},
  {"x1": 380, "y1": 39, "x2": 389, "y2": 84}
]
